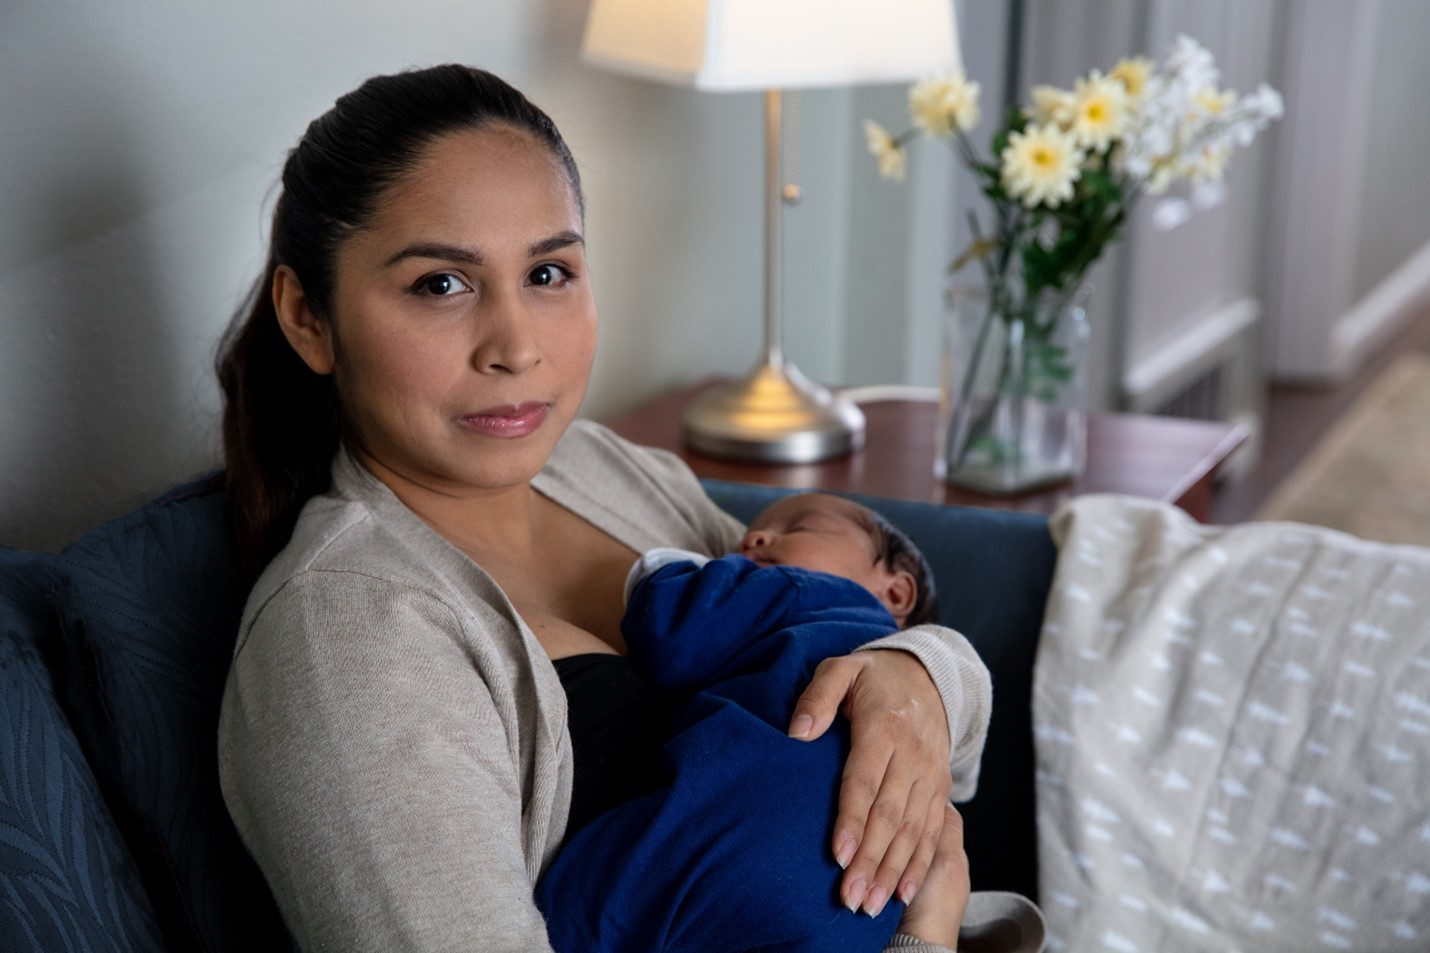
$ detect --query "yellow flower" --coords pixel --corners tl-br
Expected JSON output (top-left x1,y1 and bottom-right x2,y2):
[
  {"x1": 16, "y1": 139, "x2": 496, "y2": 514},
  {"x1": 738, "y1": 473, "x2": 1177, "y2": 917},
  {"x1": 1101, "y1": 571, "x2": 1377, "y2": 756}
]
[
  {"x1": 1068, "y1": 71, "x2": 1128, "y2": 152},
  {"x1": 1109, "y1": 56, "x2": 1155, "y2": 98},
  {"x1": 1194, "y1": 86, "x2": 1237, "y2": 116},
  {"x1": 1000, "y1": 122, "x2": 1082, "y2": 208},
  {"x1": 863, "y1": 120, "x2": 906, "y2": 181},
  {"x1": 907, "y1": 71, "x2": 982, "y2": 138},
  {"x1": 1030, "y1": 85, "x2": 1074, "y2": 127}
]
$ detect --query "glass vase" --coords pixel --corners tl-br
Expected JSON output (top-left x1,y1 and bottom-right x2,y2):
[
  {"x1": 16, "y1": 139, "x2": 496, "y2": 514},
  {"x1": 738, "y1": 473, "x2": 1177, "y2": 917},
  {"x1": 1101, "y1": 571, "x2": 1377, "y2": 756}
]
[{"x1": 936, "y1": 284, "x2": 1091, "y2": 494}]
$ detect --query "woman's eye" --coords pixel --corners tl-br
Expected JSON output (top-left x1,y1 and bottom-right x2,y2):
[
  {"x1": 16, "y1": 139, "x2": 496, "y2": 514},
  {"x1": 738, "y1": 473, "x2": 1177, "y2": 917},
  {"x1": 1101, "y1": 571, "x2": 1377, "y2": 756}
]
[
  {"x1": 416, "y1": 273, "x2": 471, "y2": 297},
  {"x1": 529, "y1": 263, "x2": 572, "y2": 287}
]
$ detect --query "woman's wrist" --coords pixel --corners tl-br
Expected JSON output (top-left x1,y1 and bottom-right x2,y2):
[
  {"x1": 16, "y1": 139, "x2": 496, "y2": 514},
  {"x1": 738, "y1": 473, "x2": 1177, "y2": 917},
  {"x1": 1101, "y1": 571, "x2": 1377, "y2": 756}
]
[{"x1": 857, "y1": 625, "x2": 992, "y2": 800}]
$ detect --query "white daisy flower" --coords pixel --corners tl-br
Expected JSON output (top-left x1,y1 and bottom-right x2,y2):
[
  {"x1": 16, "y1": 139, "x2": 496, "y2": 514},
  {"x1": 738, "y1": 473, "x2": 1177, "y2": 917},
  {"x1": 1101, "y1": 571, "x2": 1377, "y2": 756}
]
[
  {"x1": 1030, "y1": 85, "x2": 1074, "y2": 127},
  {"x1": 1165, "y1": 34, "x2": 1219, "y2": 92},
  {"x1": 1194, "y1": 86, "x2": 1237, "y2": 117},
  {"x1": 1109, "y1": 56, "x2": 1156, "y2": 99},
  {"x1": 1000, "y1": 122, "x2": 1083, "y2": 208},
  {"x1": 1068, "y1": 71, "x2": 1129, "y2": 151},
  {"x1": 908, "y1": 70, "x2": 982, "y2": 137},
  {"x1": 863, "y1": 120, "x2": 907, "y2": 181},
  {"x1": 1243, "y1": 83, "x2": 1285, "y2": 121},
  {"x1": 1178, "y1": 141, "x2": 1233, "y2": 184},
  {"x1": 1145, "y1": 163, "x2": 1176, "y2": 196}
]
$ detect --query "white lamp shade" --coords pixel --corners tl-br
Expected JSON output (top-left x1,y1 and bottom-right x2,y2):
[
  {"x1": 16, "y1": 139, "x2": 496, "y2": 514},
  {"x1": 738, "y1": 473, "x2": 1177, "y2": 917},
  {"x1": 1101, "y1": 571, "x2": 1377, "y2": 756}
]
[{"x1": 581, "y1": 0, "x2": 960, "y2": 91}]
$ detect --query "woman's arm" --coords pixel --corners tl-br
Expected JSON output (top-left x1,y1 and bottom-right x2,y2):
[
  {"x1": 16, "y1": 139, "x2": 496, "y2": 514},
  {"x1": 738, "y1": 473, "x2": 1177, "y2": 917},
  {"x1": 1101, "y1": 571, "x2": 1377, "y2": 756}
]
[
  {"x1": 219, "y1": 572, "x2": 561, "y2": 952},
  {"x1": 787, "y1": 625, "x2": 991, "y2": 917}
]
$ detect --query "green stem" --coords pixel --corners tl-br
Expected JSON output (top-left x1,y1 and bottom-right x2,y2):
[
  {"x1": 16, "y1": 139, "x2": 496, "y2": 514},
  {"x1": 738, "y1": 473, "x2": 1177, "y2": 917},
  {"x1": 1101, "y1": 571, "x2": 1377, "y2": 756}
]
[{"x1": 950, "y1": 304, "x2": 1021, "y2": 471}]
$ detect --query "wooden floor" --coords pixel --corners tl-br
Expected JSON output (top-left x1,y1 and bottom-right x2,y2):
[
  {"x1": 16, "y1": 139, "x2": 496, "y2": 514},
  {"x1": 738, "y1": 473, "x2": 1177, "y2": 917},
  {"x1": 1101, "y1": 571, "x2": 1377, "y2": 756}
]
[{"x1": 1211, "y1": 305, "x2": 1430, "y2": 524}]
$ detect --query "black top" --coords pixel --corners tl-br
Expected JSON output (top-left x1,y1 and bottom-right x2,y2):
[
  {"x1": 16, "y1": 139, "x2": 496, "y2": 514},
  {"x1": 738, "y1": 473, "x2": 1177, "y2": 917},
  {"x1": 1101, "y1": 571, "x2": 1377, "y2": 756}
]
[{"x1": 552, "y1": 653, "x2": 672, "y2": 836}]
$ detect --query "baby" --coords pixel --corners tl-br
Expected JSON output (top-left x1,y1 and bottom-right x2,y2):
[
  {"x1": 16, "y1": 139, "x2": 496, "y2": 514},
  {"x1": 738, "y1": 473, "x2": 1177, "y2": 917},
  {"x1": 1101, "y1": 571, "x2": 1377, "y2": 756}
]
[{"x1": 536, "y1": 492, "x2": 952, "y2": 952}]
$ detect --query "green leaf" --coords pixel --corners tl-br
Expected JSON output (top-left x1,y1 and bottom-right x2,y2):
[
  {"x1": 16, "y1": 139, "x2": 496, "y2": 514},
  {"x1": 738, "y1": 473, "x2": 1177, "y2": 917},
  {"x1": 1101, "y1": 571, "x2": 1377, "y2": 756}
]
[
  {"x1": 948, "y1": 236, "x2": 1001, "y2": 274},
  {"x1": 969, "y1": 434, "x2": 1010, "y2": 464}
]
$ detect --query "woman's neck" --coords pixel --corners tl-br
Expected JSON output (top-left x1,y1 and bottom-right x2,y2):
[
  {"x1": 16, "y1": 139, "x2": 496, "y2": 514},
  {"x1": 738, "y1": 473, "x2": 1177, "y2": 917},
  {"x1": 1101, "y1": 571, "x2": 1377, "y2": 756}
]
[{"x1": 353, "y1": 448, "x2": 545, "y2": 556}]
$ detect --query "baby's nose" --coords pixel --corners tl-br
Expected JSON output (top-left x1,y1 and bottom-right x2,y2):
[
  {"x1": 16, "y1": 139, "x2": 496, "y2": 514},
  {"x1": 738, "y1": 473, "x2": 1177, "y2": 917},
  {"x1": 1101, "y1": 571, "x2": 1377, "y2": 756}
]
[{"x1": 741, "y1": 529, "x2": 771, "y2": 553}]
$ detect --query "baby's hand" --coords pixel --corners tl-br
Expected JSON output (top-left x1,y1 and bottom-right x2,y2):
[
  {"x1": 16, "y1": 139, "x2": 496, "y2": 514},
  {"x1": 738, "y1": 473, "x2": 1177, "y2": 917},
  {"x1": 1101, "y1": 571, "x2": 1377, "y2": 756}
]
[{"x1": 896, "y1": 804, "x2": 969, "y2": 949}]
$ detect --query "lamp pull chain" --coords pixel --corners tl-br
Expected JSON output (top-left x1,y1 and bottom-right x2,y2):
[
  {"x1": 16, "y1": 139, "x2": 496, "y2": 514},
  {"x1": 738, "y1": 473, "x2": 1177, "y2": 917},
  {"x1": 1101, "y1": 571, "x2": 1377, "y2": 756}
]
[{"x1": 782, "y1": 91, "x2": 802, "y2": 205}]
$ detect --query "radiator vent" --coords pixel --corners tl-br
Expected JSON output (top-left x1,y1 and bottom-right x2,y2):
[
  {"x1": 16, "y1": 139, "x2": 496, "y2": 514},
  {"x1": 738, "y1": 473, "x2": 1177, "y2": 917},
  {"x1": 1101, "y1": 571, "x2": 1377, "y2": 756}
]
[
  {"x1": 1122, "y1": 298, "x2": 1262, "y2": 480},
  {"x1": 1152, "y1": 362, "x2": 1227, "y2": 421}
]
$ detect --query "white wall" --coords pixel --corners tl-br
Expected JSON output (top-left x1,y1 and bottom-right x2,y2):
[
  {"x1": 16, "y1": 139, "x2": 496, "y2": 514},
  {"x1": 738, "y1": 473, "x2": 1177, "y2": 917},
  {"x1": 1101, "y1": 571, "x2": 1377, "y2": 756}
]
[
  {"x1": 10, "y1": 0, "x2": 1420, "y2": 551},
  {"x1": 1, "y1": 0, "x2": 944, "y2": 551},
  {"x1": 1264, "y1": 0, "x2": 1430, "y2": 382},
  {"x1": 1353, "y1": 0, "x2": 1430, "y2": 305}
]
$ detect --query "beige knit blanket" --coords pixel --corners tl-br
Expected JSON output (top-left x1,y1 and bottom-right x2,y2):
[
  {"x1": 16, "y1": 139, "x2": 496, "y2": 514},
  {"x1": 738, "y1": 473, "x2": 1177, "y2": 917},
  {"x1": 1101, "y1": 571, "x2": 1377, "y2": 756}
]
[{"x1": 1034, "y1": 495, "x2": 1430, "y2": 952}]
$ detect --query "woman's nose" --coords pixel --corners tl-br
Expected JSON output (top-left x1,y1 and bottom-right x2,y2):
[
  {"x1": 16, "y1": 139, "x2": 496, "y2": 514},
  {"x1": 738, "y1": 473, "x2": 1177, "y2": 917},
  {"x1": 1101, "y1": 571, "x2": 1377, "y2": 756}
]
[{"x1": 473, "y1": 293, "x2": 542, "y2": 374}]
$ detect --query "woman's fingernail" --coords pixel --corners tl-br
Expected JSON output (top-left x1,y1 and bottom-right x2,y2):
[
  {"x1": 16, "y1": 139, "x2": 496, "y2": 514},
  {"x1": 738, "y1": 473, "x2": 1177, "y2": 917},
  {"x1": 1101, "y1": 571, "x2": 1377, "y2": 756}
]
[
  {"x1": 789, "y1": 713, "x2": 814, "y2": 739},
  {"x1": 863, "y1": 884, "x2": 890, "y2": 918},
  {"x1": 898, "y1": 879, "x2": 919, "y2": 904},
  {"x1": 843, "y1": 876, "x2": 868, "y2": 913},
  {"x1": 835, "y1": 836, "x2": 856, "y2": 869}
]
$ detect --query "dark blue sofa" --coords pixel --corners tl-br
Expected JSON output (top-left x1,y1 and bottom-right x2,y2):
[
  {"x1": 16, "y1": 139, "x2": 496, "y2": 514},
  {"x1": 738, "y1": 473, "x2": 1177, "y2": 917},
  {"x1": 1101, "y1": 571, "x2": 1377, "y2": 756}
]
[{"x1": 0, "y1": 473, "x2": 1056, "y2": 951}]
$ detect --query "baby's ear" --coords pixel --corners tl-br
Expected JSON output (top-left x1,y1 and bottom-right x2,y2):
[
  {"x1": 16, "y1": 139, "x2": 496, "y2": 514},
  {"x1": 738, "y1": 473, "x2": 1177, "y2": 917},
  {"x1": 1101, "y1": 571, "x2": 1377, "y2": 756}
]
[{"x1": 880, "y1": 568, "x2": 918, "y2": 626}]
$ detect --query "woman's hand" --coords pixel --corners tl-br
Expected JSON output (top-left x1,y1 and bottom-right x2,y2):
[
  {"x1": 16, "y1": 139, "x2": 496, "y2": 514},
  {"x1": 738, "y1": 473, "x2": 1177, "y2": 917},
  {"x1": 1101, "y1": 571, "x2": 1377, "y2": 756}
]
[
  {"x1": 786, "y1": 648, "x2": 952, "y2": 916},
  {"x1": 897, "y1": 805, "x2": 970, "y2": 949}
]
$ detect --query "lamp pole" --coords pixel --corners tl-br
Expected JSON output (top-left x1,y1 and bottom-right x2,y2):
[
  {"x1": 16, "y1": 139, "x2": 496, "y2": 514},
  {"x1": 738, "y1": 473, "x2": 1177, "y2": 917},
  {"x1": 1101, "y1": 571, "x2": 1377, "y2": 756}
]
[
  {"x1": 679, "y1": 89, "x2": 866, "y2": 463},
  {"x1": 762, "y1": 89, "x2": 784, "y2": 371}
]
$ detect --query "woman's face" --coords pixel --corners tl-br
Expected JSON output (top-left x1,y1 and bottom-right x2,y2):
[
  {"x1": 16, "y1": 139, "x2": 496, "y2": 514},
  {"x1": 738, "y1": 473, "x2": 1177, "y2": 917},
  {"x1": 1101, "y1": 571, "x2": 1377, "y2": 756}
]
[{"x1": 323, "y1": 125, "x2": 595, "y2": 494}]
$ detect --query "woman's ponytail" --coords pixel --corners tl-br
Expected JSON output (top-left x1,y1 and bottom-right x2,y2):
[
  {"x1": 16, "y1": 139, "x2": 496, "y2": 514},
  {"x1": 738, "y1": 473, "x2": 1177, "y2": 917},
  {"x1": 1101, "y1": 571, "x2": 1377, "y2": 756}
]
[{"x1": 216, "y1": 253, "x2": 340, "y2": 586}]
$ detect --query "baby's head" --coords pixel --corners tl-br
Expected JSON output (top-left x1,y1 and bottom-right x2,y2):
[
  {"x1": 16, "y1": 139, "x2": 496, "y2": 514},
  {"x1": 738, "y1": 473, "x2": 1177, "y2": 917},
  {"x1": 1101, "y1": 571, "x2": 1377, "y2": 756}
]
[{"x1": 739, "y1": 493, "x2": 938, "y2": 628}]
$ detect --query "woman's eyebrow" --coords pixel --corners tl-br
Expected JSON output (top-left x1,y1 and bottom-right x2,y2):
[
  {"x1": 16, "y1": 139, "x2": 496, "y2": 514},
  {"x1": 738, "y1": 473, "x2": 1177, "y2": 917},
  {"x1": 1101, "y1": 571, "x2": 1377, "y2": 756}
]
[
  {"x1": 529, "y1": 231, "x2": 584, "y2": 257},
  {"x1": 382, "y1": 232, "x2": 583, "y2": 268},
  {"x1": 383, "y1": 242, "x2": 482, "y2": 268}
]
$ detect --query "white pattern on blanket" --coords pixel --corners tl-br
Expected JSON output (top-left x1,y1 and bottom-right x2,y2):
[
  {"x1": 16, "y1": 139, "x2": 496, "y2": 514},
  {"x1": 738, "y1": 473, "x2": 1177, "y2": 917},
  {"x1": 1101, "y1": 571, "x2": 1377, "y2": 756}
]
[{"x1": 1034, "y1": 495, "x2": 1430, "y2": 952}]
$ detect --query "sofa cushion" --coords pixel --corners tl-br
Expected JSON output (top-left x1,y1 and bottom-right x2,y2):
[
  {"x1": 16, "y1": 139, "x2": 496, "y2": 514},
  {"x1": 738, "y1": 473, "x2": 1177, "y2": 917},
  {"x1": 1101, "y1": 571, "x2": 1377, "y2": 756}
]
[
  {"x1": 701, "y1": 479, "x2": 1056, "y2": 901},
  {"x1": 51, "y1": 474, "x2": 290, "y2": 952},
  {"x1": 1036, "y1": 495, "x2": 1430, "y2": 951},
  {"x1": 1, "y1": 546, "x2": 164, "y2": 950}
]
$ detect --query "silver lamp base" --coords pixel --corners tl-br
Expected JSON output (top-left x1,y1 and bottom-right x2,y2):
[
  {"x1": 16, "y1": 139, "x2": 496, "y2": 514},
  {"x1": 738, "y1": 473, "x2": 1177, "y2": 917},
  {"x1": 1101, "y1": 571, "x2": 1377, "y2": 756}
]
[{"x1": 681, "y1": 361, "x2": 865, "y2": 463}]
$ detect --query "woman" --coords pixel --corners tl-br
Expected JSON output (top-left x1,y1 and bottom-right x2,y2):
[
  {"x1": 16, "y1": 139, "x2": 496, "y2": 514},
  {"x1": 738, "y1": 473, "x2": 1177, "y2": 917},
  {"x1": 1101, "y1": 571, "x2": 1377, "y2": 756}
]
[{"x1": 216, "y1": 64, "x2": 998, "y2": 952}]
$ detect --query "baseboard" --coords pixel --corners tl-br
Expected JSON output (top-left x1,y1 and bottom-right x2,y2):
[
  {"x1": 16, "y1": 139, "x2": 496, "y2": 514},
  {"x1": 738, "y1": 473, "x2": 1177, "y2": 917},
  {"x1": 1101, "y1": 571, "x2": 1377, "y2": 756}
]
[
  {"x1": 1123, "y1": 298, "x2": 1259, "y2": 406},
  {"x1": 1328, "y1": 237, "x2": 1430, "y2": 381}
]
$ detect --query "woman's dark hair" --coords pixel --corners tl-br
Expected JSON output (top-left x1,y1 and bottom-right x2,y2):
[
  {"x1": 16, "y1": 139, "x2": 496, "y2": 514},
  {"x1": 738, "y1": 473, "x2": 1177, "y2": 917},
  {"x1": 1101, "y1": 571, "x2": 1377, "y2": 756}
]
[
  {"x1": 866, "y1": 511, "x2": 939, "y2": 628},
  {"x1": 216, "y1": 65, "x2": 582, "y2": 586}
]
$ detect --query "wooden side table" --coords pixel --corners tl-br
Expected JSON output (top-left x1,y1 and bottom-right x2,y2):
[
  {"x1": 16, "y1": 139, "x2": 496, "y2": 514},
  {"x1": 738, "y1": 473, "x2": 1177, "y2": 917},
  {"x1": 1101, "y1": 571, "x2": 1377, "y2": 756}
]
[{"x1": 602, "y1": 380, "x2": 1248, "y2": 521}]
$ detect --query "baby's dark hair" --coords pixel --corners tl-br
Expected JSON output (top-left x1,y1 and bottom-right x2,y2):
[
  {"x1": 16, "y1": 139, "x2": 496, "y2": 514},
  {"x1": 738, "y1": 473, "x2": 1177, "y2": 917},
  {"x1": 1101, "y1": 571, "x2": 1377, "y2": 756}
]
[{"x1": 859, "y1": 508, "x2": 939, "y2": 628}]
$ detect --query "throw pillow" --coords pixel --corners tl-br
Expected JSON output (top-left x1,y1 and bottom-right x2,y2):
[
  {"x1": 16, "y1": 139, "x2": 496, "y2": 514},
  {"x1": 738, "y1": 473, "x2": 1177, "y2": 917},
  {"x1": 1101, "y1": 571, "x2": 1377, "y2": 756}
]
[
  {"x1": 51, "y1": 474, "x2": 291, "y2": 952},
  {"x1": 1, "y1": 546, "x2": 164, "y2": 950}
]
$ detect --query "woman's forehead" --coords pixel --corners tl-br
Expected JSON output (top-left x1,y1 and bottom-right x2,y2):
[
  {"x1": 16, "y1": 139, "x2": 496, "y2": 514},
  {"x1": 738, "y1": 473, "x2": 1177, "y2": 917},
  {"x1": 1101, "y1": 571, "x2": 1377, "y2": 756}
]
[{"x1": 363, "y1": 126, "x2": 580, "y2": 239}]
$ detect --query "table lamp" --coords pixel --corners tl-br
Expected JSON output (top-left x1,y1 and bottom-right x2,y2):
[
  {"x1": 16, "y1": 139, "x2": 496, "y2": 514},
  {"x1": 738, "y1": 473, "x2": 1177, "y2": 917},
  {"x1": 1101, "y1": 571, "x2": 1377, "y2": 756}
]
[{"x1": 582, "y1": 0, "x2": 960, "y2": 463}]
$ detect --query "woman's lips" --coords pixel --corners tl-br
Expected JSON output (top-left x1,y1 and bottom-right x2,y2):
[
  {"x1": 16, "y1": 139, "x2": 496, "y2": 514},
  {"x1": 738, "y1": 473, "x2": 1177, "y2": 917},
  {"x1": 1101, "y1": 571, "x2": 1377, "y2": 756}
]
[{"x1": 457, "y1": 402, "x2": 551, "y2": 438}]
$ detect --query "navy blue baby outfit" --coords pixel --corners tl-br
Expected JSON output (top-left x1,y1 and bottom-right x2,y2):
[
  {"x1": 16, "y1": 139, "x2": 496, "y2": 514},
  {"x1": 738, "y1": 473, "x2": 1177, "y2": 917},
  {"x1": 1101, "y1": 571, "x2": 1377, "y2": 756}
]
[{"x1": 535, "y1": 555, "x2": 904, "y2": 953}]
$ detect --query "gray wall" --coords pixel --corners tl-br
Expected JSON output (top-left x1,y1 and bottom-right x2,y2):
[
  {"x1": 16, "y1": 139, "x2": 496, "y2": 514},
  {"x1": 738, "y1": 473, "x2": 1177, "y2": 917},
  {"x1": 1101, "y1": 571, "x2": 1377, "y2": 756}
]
[
  {"x1": 5, "y1": 0, "x2": 1427, "y2": 551},
  {"x1": 0, "y1": 0, "x2": 949, "y2": 551},
  {"x1": 1353, "y1": 0, "x2": 1430, "y2": 303}
]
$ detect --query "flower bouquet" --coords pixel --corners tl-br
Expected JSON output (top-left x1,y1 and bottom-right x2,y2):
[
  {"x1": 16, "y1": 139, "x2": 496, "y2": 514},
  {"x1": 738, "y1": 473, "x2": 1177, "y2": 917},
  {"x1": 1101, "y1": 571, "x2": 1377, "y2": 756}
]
[{"x1": 867, "y1": 34, "x2": 1282, "y2": 493}]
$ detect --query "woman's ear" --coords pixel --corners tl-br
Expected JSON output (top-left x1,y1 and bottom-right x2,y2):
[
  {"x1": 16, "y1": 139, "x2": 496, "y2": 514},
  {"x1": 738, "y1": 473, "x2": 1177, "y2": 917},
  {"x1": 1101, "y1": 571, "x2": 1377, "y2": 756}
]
[
  {"x1": 273, "y1": 265, "x2": 336, "y2": 375},
  {"x1": 879, "y1": 569, "x2": 918, "y2": 626}
]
